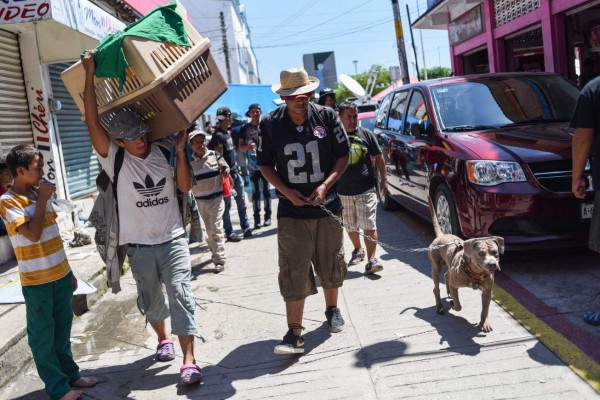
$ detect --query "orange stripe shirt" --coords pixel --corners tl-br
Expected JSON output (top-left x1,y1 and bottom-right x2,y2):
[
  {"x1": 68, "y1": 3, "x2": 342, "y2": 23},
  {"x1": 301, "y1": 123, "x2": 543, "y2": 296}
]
[{"x1": 0, "y1": 190, "x2": 70, "y2": 286}]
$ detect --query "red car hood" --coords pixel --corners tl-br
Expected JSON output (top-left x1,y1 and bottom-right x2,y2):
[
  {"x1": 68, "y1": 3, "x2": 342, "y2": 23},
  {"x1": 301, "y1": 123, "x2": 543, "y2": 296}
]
[{"x1": 448, "y1": 124, "x2": 573, "y2": 162}]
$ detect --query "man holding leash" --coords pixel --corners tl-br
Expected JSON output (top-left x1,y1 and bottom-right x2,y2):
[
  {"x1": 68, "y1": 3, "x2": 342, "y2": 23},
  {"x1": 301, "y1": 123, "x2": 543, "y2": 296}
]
[{"x1": 258, "y1": 67, "x2": 350, "y2": 355}]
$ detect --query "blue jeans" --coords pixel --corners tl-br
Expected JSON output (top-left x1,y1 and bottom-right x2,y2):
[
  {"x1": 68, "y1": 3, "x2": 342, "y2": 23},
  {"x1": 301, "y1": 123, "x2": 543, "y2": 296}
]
[
  {"x1": 251, "y1": 170, "x2": 271, "y2": 223},
  {"x1": 126, "y1": 236, "x2": 197, "y2": 336},
  {"x1": 223, "y1": 171, "x2": 250, "y2": 236}
]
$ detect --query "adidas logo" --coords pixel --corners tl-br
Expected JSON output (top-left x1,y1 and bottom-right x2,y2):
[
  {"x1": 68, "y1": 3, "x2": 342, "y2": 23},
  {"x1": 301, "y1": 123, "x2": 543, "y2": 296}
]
[{"x1": 133, "y1": 175, "x2": 169, "y2": 208}]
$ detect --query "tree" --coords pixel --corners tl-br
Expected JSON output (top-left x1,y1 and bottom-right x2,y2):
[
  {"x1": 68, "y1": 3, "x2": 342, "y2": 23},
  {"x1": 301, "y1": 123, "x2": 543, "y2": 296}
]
[
  {"x1": 419, "y1": 66, "x2": 452, "y2": 80},
  {"x1": 334, "y1": 65, "x2": 392, "y2": 102}
]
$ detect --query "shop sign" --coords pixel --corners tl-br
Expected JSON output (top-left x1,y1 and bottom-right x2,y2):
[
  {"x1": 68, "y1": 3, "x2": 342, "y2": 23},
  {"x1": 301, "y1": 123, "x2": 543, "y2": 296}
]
[
  {"x1": 50, "y1": 0, "x2": 126, "y2": 40},
  {"x1": 0, "y1": 0, "x2": 51, "y2": 24},
  {"x1": 449, "y1": 5, "x2": 484, "y2": 46}
]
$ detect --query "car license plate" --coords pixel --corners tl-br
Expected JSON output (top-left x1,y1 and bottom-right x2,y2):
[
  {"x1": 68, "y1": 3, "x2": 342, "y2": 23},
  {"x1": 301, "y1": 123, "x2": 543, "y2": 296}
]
[{"x1": 581, "y1": 203, "x2": 594, "y2": 219}]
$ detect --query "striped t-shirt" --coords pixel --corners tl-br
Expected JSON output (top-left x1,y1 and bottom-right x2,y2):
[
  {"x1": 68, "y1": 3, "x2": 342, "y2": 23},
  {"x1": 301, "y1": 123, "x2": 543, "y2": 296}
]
[{"x1": 0, "y1": 190, "x2": 70, "y2": 286}]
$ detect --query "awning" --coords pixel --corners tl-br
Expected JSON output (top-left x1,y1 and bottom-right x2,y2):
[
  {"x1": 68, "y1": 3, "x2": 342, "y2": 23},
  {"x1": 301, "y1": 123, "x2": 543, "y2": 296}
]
[
  {"x1": 204, "y1": 84, "x2": 282, "y2": 119},
  {"x1": 412, "y1": 0, "x2": 481, "y2": 30},
  {"x1": 0, "y1": 0, "x2": 126, "y2": 63}
]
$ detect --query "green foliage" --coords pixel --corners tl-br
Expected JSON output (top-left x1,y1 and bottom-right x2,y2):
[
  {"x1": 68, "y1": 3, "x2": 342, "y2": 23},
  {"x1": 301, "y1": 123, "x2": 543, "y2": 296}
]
[
  {"x1": 334, "y1": 65, "x2": 392, "y2": 102},
  {"x1": 419, "y1": 66, "x2": 452, "y2": 80}
]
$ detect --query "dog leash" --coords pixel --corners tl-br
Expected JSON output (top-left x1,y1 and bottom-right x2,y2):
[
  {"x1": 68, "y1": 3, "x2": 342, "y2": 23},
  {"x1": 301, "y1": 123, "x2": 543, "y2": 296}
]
[{"x1": 312, "y1": 200, "x2": 459, "y2": 253}]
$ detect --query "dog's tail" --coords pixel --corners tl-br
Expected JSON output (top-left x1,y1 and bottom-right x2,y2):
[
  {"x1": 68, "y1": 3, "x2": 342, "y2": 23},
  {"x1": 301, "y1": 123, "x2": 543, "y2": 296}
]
[{"x1": 428, "y1": 196, "x2": 443, "y2": 238}]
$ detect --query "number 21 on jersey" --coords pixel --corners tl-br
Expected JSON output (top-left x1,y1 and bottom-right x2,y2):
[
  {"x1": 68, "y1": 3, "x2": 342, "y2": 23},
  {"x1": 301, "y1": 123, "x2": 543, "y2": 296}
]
[{"x1": 284, "y1": 140, "x2": 324, "y2": 184}]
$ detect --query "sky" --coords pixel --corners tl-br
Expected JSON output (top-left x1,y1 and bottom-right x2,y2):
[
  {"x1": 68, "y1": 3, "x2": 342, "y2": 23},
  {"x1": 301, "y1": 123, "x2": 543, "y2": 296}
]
[{"x1": 243, "y1": 0, "x2": 452, "y2": 86}]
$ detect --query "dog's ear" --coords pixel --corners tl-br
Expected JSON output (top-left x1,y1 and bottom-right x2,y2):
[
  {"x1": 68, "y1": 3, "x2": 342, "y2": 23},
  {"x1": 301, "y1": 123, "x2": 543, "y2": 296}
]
[
  {"x1": 462, "y1": 238, "x2": 478, "y2": 257},
  {"x1": 491, "y1": 236, "x2": 505, "y2": 254}
]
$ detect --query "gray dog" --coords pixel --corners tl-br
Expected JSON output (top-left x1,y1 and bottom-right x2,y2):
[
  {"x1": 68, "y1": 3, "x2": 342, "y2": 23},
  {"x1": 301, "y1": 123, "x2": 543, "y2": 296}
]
[{"x1": 428, "y1": 198, "x2": 504, "y2": 332}]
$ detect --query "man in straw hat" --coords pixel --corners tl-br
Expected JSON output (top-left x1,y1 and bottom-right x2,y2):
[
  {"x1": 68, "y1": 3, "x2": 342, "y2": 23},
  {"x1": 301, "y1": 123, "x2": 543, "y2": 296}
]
[{"x1": 257, "y1": 67, "x2": 350, "y2": 355}]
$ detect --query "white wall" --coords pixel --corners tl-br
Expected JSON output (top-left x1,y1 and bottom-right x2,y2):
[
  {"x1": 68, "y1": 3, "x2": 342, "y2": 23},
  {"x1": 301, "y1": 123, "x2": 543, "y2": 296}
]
[{"x1": 179, "y1": 0, "x2": 260, "y2": 84}]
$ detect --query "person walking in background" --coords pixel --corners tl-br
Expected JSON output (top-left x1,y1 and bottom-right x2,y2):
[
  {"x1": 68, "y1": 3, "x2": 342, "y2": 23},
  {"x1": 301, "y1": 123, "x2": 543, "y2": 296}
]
[
  {"x1": 317, "y1": 87, "x2": 338, "y2": 110},
  {"x1": 336, "y1": 101, "x2": 387, "y2": 274},
  {"x1": 258, "y1": 67, "x2": 350, "y2": 355},
  {"x1": 82, "y1": 51, "x2": 202, "y2": 385},
  {"x1": 189, "y1": 130, "x2": 229, "y2": 272},
  {"x1": 209, "y1": 107, "x2": 252, "y2": 242},
  {"x1": 0, "y1": 145, "x2": 97, "y2": 400},
  {"x1": 570, "y1": 75, "x2": 600, "y2": 326},
  {"x1": 240, "y1": 103, "x2": 272, "y2": 229}
]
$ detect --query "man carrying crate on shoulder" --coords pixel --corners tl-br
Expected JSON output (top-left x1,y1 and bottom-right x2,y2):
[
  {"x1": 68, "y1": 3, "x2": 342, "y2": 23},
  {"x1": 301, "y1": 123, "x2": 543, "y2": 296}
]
[{"x1": 82, "y1": 50, "x2": 202, "y2": 386}]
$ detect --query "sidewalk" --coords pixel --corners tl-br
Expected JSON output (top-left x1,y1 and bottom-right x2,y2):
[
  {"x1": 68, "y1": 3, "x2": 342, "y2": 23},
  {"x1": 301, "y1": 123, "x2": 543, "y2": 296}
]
[{"x1": 1, "y1": 197, "x2": 599, "y2": 399}]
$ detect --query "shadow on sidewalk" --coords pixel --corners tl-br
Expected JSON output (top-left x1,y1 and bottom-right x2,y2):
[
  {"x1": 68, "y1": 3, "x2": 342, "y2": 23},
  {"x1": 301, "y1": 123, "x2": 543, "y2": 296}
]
[
  {"x1": 405, "y1": 306, "x2": 484, "y2": 356},
  {"x1": 198, "y1": 327, "x2": 332, "y2": 398}
]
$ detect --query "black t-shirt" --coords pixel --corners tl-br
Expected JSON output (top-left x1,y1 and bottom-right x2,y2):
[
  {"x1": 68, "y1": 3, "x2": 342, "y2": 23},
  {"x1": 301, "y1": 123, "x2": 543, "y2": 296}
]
[
  {"x1": 337, "y1": 127, "x2": 382, "y2": 196},
  {"x1": 258, "y1": 103, "x2": 350, "y2": 219},
  {"x1": 570, "y1": 76, "x2": 600, "y2": 189},
  {"x1": 209, "y1": 127, "x2": 237, "y2": 169}
]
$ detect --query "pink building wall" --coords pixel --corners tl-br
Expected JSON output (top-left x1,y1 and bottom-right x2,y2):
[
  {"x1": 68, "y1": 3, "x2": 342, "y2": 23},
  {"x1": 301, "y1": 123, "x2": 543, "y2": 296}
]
[{"x1": 450, "y1": 0, "x2": 590, "y2": 76}]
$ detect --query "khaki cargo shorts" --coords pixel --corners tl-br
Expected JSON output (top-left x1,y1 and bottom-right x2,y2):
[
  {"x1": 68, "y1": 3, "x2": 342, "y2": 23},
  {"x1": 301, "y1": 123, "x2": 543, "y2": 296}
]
[{"x1": 277, "y1": 215, "x2": 347, "y2": 301}]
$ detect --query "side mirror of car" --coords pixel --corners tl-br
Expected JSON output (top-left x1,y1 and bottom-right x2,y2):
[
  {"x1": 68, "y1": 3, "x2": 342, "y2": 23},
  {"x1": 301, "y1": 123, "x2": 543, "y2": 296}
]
[{"x1": 410, "y1": 120, "x2": 432, "y2": 139}]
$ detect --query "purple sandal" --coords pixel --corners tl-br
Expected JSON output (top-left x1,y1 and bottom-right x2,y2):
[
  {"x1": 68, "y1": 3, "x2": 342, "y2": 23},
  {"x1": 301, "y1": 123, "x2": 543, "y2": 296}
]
[
  {"x1": 180, "y1": 364, "x2": 202, "y2": 385},
  {"x1": 155, "y1": 339, "x2": 175, "y2": 362}
]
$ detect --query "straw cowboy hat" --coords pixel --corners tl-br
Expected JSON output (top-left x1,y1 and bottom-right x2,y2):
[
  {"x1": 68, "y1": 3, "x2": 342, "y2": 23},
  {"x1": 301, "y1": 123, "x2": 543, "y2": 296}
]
[{"x1": 271, "y1": 67, "x2": 320, "y2": 96}]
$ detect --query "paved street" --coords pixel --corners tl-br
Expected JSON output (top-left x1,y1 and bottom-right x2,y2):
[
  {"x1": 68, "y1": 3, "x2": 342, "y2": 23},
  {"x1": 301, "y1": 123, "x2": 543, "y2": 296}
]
[{"x1": 1, "y1": 199, "x2": 599, "y2": 399}]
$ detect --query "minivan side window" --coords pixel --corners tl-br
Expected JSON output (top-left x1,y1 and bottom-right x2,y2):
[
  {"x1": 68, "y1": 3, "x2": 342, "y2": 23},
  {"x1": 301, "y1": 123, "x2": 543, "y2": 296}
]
[
  {"x1": 404, "y1": 90, "x2": 430, "y2": 138},
  {"x1": 375, "y1": 95, "x2": 391, "y2": 128},
  {"x1": 387, "y1": 90, "x2": 409, "y2": 132}
]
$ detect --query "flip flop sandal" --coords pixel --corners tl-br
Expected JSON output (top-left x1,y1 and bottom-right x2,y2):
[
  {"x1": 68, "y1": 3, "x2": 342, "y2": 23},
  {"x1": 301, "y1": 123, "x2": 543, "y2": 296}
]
[
  {"x1": 180, "y1": 364, "x2": 202, "y2": 385},
  {"x1": 155, "y1": 339, "x2": 175, "y2": 361},
  {"x1": 583, "y1": 310, "x2": 600, "y2": 326}
]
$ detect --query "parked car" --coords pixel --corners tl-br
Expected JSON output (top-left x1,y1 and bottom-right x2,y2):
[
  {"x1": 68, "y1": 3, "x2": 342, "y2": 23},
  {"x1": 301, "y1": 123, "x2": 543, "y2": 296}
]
[
  {"x1": 358, "y1": 111, "x2": 377, "y2": 131},
  {"x1": 373, "y1": 73, "x2": 593, "y2": 248}
]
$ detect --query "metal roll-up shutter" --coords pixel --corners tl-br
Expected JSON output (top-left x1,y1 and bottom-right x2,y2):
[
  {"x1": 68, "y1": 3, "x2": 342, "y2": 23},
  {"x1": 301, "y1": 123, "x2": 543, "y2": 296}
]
[
  {"x1": 0, "y1": 29, "x2": 33, "y2": 158},
  {"x1": 49, "y1": 63, "x2": 100, "y2": 199}
]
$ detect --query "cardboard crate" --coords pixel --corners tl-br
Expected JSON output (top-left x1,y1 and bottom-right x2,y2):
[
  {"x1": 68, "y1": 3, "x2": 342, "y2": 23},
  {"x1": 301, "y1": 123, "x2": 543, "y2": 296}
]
[{"x1": 61, "y1": 7, "x2": 226, "y2": 141}]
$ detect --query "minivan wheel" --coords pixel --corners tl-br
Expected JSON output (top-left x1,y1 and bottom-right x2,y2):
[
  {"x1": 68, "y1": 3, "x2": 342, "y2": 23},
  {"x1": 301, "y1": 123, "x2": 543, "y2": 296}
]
[
  {"x1": 377, "y1": 169, "x2": 396, "y2": 211},
  {"x1": 434, "y1": 185, "x2": 460, "y2": 236}
]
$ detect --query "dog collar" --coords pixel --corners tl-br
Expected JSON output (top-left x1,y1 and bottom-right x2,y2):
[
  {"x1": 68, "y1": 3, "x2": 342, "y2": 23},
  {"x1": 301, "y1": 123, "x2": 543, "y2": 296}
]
[{"x1": 460, "y1": 258, "x2": 486, "y2": 290}]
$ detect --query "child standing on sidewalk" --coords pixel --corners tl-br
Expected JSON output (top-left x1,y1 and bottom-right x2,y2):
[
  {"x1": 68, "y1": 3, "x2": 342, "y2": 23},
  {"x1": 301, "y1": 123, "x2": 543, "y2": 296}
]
[{"x1": 0, "y1": 145, "x2": 96, "y2": 400}]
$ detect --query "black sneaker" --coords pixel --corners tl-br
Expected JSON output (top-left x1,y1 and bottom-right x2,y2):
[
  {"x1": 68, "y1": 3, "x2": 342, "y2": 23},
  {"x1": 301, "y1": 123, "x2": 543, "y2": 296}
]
[
  {"x1": 263, "y1": 218, "x2": 272, "y2": 226},
  {"x1": 226, "y1": 233, "x2": 242, "y2": 242},
  {"x1": 273, "y1": 329, "x2": 305, "y2": 355},
  {"x1": 325, "y1": 307, "x2": 345, "y2": 333},
  {"x1": 365, "y1": 257, "x2": 384, "y2": 274},
  {"x1": 243, "y1": 228, "x2": 253, "y2": 238},
  {"x1": 254, "y1": 222, "x2": 262, "y2": 230}
]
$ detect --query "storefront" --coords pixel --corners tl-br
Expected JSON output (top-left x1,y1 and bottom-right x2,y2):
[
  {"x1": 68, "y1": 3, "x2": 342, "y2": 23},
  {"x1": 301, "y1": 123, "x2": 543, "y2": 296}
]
[
  {"x1": 412, "y1": 0, "x2": 600, "y2": 84},
  {"x1": 0, "y1": 0, "x2": 126, "y2": 204}
]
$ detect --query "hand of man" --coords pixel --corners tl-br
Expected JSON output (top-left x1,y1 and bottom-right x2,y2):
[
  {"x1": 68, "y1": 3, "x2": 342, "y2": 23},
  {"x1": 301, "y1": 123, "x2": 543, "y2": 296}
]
[
  {"x1": 82, "y1": 50, "x2": 96, "y2": 75},
  {"x1": 307, "y1": 183, "x2": 327, "y2": 206},
  {"x1": 175, "y1": 130, "x2": 188, "y2": 148},
  {"x1": 72, "y1": 275, "x2": 78, "y2": 292},
  {"x1": 379, "y1": 180, "x2": 389, "y2": 197},
  {"x1": 284, "y1": 188, "x2": 311, "y2": 207},
  {"x1": 572, "y1": 176, "x2": 588, "y2": 199}
]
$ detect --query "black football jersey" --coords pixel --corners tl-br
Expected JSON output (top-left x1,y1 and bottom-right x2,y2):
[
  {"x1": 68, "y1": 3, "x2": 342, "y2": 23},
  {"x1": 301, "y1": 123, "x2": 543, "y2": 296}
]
[{"x1": 258, "y1": 103, "x2": 350, "y2": 218}]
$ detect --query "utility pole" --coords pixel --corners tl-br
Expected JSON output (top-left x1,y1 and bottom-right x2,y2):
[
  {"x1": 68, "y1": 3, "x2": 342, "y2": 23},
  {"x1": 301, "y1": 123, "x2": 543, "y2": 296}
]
[
  {"x1": 406, "y1": 4, "x2": 420, "y2": 81},
  {"x1": 416, "y1": 0, "x2": 428, "y2": 80},
  {"x1": 220, "y1": 11, "x2": 232, "y2": 83},
  {"x1": 353, "y1": 60, "x2": 358, "y2": 75},
  {"x1": 391, "y1": 0, "x2": 410, "y2": 85}
]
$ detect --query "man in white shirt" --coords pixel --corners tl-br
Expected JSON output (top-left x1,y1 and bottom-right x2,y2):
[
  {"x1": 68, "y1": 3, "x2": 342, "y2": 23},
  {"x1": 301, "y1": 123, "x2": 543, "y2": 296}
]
[{"x1": 82, "y1": 50, "x2": 202, "y2": 386}]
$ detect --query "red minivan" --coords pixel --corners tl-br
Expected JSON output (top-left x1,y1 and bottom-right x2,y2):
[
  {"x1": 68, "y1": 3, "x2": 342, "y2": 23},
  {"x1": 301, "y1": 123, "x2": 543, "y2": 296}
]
[{"x1": 373, "y1": 73, "x2": 594, "y2": 248}]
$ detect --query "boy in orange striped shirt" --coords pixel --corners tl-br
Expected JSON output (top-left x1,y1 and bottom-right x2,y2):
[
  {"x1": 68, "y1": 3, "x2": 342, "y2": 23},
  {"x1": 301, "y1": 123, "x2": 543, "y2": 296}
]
[{"x1": 0, "y1": 145, "x2": 96, "y2": 400}]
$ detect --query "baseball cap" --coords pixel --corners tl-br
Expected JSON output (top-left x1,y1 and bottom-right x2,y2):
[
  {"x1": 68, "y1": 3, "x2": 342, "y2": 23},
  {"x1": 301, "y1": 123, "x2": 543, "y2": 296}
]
[
  {"x1": 245, "y1": 103, "x2": 262, "y2": 117},
  {"x1": 106, "y1": 110, "x2": 151, "y2": 141},
  {"x1": 188, "y1": 130, "x2": 211, "y2": 143},
  {"x1": 216, "y1": 106, "x2": 232, "y2": 121}
]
